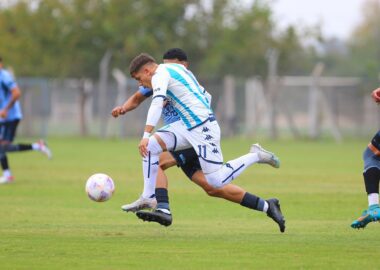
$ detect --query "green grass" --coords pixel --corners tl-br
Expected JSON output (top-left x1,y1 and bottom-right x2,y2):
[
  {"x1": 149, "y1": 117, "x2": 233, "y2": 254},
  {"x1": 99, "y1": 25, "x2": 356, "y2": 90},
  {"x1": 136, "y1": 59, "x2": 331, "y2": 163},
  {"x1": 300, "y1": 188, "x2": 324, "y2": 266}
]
[{"x1": 0, "y1": 137, "x2": 379, "y2": 269}]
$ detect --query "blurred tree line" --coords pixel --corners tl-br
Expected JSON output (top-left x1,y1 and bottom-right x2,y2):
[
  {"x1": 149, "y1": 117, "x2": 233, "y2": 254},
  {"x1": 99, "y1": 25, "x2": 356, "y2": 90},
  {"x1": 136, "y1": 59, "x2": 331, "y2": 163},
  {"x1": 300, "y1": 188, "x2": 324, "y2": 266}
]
[{"x1": 0, "y1": 0, "x2": 379, "y2": 86}]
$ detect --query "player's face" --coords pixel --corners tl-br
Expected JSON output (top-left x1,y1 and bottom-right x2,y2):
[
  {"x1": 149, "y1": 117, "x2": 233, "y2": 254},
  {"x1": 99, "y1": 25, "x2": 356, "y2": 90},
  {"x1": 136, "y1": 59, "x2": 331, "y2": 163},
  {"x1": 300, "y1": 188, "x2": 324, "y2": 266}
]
[{"x1": 133, "y1": 67, "x2": 152, "y2": 88}]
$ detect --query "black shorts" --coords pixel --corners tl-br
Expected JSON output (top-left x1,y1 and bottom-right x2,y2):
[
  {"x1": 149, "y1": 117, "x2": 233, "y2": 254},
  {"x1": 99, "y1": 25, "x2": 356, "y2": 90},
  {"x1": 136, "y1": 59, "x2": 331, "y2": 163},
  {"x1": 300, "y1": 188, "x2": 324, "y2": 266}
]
[
  {"x1": 0, "y1": 120, "x2": 20, "y2": 142},
  {"x1": 170, "y1": 148, "x2": 201, "y2": 179}
]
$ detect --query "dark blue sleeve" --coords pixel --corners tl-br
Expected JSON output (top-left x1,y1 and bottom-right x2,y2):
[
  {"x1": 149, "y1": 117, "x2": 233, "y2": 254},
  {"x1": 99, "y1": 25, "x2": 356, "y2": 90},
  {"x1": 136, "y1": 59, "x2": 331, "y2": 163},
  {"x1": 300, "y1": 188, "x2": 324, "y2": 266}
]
[{"x1": 138, "y1": 86, "x2": 153, "y2": 97}]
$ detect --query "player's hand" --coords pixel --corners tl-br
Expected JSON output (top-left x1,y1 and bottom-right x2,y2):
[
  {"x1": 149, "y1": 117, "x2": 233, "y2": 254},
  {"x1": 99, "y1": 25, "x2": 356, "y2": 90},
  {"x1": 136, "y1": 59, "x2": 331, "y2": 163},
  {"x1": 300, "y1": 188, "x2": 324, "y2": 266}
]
[
  {"x1": 0, "y1": 109, "x2": 8, "y2": 119},
  {"x1": 111, "y1": 106, "x2": 126, "y2": 118},
  {"x1": 138, "y1": 138, "x2": 149, "y2": 157},
  {"x1": 371, "y1": 88, "x2": 380, "y2": 104}
]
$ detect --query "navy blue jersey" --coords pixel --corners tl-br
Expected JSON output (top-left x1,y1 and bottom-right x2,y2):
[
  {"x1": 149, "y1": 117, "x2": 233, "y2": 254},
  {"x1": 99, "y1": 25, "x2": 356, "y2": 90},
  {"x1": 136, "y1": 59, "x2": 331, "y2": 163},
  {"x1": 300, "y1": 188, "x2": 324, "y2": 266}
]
[
  {"x1": 138, "y1": 86, "x2": 180, "y2": 125},
  {"x1": 0, "y1": 69, "x2": 22, "y2": 122}
]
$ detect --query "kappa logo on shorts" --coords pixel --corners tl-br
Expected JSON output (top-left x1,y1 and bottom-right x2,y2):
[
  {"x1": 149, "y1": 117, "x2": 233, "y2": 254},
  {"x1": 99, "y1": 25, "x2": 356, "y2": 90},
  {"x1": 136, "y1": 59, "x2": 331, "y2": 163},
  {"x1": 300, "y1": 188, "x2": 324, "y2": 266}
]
[
  {"x1": 226, "y1": 163, "x2": 233, "y2": 170},
  {"x1": 154, "y1": 87, "x2": 161, "y2": 92},
  {"x1": 212, "y1": 148, "x2": 219, "y2": 154},
  {"x1": 205, "y1": 135, "x2": 213, "y2": 141},
  {"x1": 202, "y1": 127, "x2": 210, "y2": 133}
]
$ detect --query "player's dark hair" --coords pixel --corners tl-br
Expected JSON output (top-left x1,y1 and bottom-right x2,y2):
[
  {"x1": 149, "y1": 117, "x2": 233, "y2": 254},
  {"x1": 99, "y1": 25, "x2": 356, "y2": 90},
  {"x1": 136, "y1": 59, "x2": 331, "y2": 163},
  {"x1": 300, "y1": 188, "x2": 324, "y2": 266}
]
[
  {"x1": 163, "y1": 48, "x2": 188, "y2": 61},
  {"x1": 129, "y1": 53, "x2": 156, "y2": 76}
]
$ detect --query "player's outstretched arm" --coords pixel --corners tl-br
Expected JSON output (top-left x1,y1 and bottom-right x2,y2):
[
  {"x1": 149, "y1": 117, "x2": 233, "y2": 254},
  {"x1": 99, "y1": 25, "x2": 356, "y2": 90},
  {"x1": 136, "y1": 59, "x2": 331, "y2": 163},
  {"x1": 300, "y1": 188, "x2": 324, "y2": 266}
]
[
  {"x1": 371, "y1": 87, "x2": 380, "y2": 104},
  {"x1": 111, "y1": 91, "x2": 147, "y2": 118}
]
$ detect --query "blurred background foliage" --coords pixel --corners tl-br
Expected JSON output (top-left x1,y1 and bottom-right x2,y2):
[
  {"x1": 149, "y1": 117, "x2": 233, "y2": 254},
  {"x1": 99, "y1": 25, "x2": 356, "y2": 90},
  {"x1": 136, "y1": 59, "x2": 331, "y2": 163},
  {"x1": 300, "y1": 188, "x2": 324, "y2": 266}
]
[{"x1": 0, "y1": 0, "x2": 379, "y2": 86}]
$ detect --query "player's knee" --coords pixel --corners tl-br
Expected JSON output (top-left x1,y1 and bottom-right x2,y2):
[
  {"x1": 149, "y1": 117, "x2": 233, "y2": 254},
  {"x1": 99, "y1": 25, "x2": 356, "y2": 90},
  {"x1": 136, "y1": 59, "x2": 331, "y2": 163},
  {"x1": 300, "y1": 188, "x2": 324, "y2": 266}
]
[
  {"x1": 159, "y1": 160, "x2": 171, "y2": 170},
  {"x1": 159, "y1": 153, "x2": 177, "y2": 171},
  {"x1": 147, "y1": 136, "x2": 163, "y2": 155},
  {"x1": 205, "y1": 171, "x2": 224, "y2": 189},
  {"x1": 204, "y1": 187, "x2": 223, "y2": 197}
]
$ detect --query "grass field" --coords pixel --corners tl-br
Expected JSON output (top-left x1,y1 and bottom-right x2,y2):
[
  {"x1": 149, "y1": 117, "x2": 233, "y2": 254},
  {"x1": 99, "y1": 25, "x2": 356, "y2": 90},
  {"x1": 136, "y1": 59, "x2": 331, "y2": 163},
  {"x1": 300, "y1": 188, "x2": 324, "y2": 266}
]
[{"x1": 0, "y1": 137, "x2": 379, "y2": 269}]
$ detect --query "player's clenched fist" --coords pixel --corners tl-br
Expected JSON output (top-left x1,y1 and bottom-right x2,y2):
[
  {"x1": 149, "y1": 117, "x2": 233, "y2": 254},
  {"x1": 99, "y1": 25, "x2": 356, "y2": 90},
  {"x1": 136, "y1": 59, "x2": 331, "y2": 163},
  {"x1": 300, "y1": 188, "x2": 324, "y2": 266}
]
[
  {"x1": 111, "y1": 106, "x2": 126, "y2": 117},
  {"x1": 371, "y1": 88, "x2": 380, "y2": 103}
]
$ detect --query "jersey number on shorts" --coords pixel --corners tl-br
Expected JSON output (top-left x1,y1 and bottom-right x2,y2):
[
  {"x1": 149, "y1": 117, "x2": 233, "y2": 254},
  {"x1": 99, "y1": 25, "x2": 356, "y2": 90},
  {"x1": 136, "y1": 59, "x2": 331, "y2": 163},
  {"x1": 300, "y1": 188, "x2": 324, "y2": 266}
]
[{"x1": 197, "y1": 145, "x2": 207, "y2": 159}]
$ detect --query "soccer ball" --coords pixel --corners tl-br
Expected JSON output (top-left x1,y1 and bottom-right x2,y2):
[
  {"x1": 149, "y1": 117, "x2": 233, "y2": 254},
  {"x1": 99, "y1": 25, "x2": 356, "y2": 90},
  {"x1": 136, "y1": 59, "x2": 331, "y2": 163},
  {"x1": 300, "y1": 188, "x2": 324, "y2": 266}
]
[{"x1": 85, "y1": 173, "x2": 115, "y2": 202}]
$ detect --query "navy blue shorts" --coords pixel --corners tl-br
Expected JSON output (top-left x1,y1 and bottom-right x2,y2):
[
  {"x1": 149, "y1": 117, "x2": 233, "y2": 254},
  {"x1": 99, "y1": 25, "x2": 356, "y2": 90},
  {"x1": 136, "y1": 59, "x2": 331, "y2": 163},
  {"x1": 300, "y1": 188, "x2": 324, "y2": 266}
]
[
  {"x1": 0, "y1": 120, "x2": 20, "y2": 142},
  {"x1": 363, "y1": 147, "x2": 380, "y2": 172},
  {"x1": 170, "y1": 148, "x2": 201, "y2": 179}
]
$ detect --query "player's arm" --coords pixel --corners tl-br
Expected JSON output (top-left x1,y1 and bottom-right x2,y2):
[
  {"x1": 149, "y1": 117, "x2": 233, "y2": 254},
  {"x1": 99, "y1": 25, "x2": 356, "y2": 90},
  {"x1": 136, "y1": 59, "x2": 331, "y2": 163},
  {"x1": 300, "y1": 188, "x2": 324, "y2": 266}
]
[
  {"x1": 139, "y1": 71, "x2": 169, "y2": 157},
  {"x1": 0, "y1": 73, "x2": 20, "y2": 119},
  {"x1": 112, "y1": 86, "x2": 154, "y2": 118}
]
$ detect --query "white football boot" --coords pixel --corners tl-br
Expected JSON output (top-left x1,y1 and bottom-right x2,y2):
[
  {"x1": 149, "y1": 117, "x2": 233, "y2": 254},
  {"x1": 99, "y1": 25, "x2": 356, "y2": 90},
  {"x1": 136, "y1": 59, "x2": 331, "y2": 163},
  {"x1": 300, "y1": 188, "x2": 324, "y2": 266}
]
[
  {"x1": 0, "y1": 175, "x2": 14, "y2": 184},
  {"x1": 250, "y1": 143, "x2": 280, "y2": 168},
  {"x1": 121, "y1": 196, "x2": 157, "y2": 212},
  {"x1": 38, "y1": 140, "x2": 52, "y2": 159}
]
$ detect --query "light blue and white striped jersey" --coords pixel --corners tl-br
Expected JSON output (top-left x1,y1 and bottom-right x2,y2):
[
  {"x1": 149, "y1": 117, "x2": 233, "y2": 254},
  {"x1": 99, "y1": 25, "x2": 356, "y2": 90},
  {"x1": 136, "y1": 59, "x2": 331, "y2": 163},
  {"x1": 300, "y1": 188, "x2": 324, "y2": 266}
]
[
  {"x1": 0, "y1": 69, "x2": 23, "y2": 122},
  {"x1": 151, "y1": 63, "x2": 212, "y2": 130},
  {"x1": 138, "y1": 86, "x2": 180, "y2": 125}
]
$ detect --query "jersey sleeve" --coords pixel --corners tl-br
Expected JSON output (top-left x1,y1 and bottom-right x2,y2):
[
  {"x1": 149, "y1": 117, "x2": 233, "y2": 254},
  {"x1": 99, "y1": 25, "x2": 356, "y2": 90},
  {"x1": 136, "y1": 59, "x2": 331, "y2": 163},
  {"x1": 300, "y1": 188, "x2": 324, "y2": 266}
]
[
  {"x1": 138, "y1": 86, "x2": 153, "y2": 97},
  {"x1": 144, "y1": 67, "x2": 169, "y2": 128},
  {"x1": 151, "y1": 67, "x2": 170, "y2": 100},
  {"x1": 1, "y1": 71, "x2": 17, "y2": 92}
]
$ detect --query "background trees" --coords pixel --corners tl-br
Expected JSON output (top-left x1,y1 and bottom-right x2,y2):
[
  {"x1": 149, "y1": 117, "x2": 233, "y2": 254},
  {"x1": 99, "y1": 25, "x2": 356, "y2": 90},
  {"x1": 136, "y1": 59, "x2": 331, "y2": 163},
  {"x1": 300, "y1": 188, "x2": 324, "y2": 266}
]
[{"x1": 0, "y1": 0, "x2": 378, "y2": 87}]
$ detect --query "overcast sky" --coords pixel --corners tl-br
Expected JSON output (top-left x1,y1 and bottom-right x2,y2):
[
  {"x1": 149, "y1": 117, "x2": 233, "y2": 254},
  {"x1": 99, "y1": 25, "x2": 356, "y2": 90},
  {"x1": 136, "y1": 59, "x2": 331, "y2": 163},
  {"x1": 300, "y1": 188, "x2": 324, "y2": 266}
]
[{"x1": 271, "y1": 0, "x2": 367, "y2": 39}]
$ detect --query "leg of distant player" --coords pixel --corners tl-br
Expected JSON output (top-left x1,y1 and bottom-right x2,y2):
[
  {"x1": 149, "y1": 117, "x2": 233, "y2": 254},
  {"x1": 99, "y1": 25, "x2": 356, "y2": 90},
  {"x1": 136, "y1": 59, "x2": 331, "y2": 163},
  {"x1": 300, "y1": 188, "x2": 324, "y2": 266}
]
[
  {"x1": 0, "y1": 121, "x2": 52, "y2": 184},
  {"x1": 351, "y1": 147, "x2": 380, "y2": 229}
]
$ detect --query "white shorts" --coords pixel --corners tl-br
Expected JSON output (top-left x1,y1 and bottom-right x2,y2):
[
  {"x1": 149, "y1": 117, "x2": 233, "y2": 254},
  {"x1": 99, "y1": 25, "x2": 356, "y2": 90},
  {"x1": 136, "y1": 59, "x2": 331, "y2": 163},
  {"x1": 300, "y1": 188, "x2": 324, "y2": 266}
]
[{"x1": 156, "y1": 120, "x2": 223, "y2": 174}]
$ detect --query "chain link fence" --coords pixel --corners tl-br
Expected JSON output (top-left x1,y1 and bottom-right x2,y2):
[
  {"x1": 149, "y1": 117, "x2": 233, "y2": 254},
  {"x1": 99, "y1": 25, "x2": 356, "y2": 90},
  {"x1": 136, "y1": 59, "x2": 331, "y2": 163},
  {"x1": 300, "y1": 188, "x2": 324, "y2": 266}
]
[{"x1": 15, "y1": 75, "x2": 378, "y2": 140}]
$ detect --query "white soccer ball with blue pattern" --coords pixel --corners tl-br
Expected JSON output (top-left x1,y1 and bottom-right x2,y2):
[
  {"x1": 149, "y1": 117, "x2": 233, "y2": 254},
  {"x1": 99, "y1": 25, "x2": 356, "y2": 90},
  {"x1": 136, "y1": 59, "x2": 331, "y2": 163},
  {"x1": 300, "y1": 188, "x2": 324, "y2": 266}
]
[{"x1": 85, "y1": 173, "x2": 115, "y2": 202}]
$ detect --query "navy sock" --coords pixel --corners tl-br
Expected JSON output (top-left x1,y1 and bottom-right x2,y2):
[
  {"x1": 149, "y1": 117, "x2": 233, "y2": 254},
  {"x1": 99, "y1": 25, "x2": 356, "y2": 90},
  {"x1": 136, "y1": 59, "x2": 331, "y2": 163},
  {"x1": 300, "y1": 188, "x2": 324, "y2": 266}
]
[
  {"x1": 2, "y1": 144, "x2": 32, "y2": 152},
  {"x1": 155, "y1": 188, "x2": 170, "y2": 211},
  {"x1": 0, "y1": 155, "x2": 9, "y2": 170},
  {"x1": 240, "y1": 192, "x2": 266, "y2": 212}
]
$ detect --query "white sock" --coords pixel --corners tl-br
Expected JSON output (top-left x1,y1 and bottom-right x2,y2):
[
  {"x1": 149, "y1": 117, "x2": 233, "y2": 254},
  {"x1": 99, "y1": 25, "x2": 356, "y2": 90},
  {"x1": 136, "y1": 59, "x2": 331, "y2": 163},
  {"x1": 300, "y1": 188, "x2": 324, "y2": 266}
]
[
  {"x1": 3, "y1": 169, "x2": 12, "y2": 178},
  {"x1": 141, "y1": 136, "x2": 162, "y2": 198},
  {"x1": 142, "y1": 152, "x2": 159, "y2": 198},
  {"x1": 32, "y1": 143, "x2": 40, "y2": 151},
  {"x1": 263, "y1": 201, "x2": 269, "y2": 213},
  {"x1": 157, "y1": 208, "x2": 171, "y2": 214},
  {"x1": 205, "y1": 153, "x2": 259, "y2": 188},
  {"x1": 368, "y1": 193, "x2": 379, "y2": 206}
]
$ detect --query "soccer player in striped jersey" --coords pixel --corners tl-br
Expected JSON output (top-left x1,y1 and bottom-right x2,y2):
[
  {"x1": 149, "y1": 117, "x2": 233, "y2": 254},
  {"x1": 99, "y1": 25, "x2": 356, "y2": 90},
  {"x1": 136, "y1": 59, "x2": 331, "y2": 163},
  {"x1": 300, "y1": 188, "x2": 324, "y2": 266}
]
[
  {"x1": 0, "y1": 56, "x2": 52, "y2": 184},
  {"x1": 112, "y1": 49, "x2": 285, "y2": 232},
  {"x1": 124, "y1": 52, "x2": 285, "y2": 231},
  {"x1": 351, "y1": 87, "x2": 380, "y2": 229}
]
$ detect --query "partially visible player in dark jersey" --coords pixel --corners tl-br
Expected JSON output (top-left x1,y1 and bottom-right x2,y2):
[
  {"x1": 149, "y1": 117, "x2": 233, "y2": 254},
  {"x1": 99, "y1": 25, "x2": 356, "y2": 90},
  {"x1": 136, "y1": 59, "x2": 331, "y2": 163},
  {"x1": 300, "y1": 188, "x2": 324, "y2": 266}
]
[
  {"x1": 111, "y1": 48, "x2": 285, "y2": 232},
  {"x1": 351, "y1": 87, "x2": 380, "y2": 229},
  {"x1": 0, "y1": 56, "x2": 52, "y2": 184}
]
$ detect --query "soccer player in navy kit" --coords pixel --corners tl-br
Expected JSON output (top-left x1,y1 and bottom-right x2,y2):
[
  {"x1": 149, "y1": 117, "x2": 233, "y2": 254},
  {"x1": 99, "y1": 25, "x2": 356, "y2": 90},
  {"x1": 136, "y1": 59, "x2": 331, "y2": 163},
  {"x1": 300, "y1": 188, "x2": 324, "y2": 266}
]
[
  {"x1": 351, "y1": 87, "x2": 380, "y2": 229},
  {"x1": 112, "y1": 49, "x2": 285, "y2": 232},
  {"x1": 0, "y1": 56, "x2": 52, "y2": 184}
]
